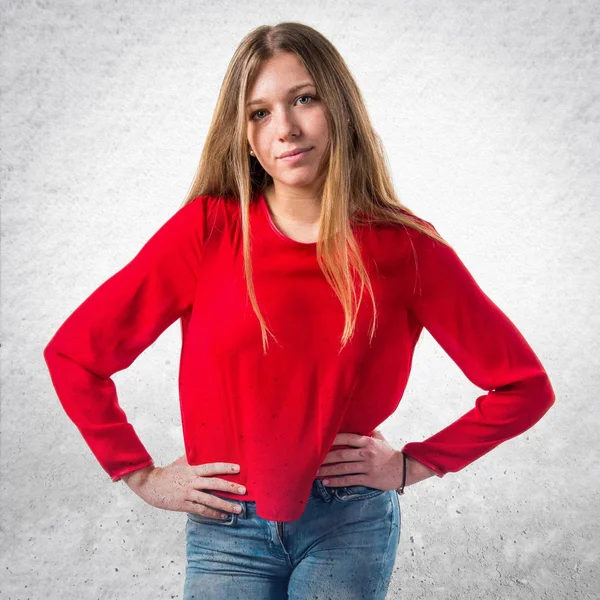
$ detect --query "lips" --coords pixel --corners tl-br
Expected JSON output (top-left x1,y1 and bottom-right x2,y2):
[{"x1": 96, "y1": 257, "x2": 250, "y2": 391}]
[{"x1": 278, "y1": 146, "x2": 312, "y2": 159}]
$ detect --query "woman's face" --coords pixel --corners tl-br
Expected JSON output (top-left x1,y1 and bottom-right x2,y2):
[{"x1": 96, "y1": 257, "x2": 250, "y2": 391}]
[{"x1": 246, "y1": 52, "x2": 330, "y2": 193}]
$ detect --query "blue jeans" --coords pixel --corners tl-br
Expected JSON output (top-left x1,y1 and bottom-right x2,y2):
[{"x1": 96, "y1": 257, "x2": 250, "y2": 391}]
[{"x1": 183, "y1": 478, "x2": 401, "y2": 599}]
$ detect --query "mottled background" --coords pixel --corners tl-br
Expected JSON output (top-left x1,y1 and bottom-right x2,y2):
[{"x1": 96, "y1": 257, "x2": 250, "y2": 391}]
[{"x1": 1, "y1": 1, "x2": 598, "y2": 599}]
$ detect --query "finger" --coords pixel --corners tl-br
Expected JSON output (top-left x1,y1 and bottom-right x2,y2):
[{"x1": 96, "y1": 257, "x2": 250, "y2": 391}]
[
  {"x1": 188, "y1": 490, "x2": 243, "y2": 515},
  {"x1": 320, "y1": 448, "x2": 363, "y2": 465},
  {"x1": 190, "y1": 463, "x2": 240, "y2": 477},
  {"x1": 183, "y1": 499, "x2": 231, "y2": 520},
  {"x1": 321, "y1": 475, "x2": 369, "y2": 487},
  {"x1": 370, "y1": 429, "x2": 385, "y2": 440},
  {"x1": 318, "y1": 461, "x2": 366, "y2": 477},
  {"x1": 331, "y1": 433, "x2": 370, "y2": 447},
  {"x1": 193, "y1": 476, "x2": 246, "y2": 496}
]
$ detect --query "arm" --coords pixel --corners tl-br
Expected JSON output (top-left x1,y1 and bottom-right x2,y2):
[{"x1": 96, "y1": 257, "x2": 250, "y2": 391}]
[
  {"x1": 404, "y1": 454, "x2": 439, "y2": 486},
  {"x1": 401, "y1": 222, "x2": 555, "y2": 477},
  {"x1": 43, "y1": 196, "x2": 211, "y2": 481}
]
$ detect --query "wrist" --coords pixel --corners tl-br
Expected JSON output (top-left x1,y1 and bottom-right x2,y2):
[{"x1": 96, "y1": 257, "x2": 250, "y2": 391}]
[
  {"x1": 404, "y1": 454, "x2": 438, "y2": 487},
  {"x1": 121, "y1": 464, "x2": 156, "y2": 489},
  {"x1": 395, "y1": 451, "x2": 408, "y2": 494}
]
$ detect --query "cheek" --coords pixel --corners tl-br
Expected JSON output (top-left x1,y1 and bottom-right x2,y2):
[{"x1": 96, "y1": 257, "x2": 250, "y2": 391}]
[
  {"x1": 311, "y1": 113, "x2": 330, "y2": 141},
  {"x1": 252, "y1": 131, "x2": 270, "y2": 155},
  {"x1": 253, "y1": 139, "x2": 276, "y2": 172}
]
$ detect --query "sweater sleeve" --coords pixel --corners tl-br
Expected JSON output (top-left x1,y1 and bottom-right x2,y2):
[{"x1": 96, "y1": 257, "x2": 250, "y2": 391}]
[
  {"x1": 43, "y1": 196, "x2": 210, "y2": 482},
  {"x1": 401, "y1": 222, "x2": 555, "y2": 477}
]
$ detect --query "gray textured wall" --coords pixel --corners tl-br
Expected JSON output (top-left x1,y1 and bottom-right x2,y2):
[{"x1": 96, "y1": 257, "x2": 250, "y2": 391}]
[{"x1": 2, "y1": 1, "x2": 598, "y2": 599}]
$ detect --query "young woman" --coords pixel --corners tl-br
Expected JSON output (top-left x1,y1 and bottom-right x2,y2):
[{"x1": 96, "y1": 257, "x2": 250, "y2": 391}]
[{"x1": 43, "y1": 22, "x2": 555, "y2": 600}]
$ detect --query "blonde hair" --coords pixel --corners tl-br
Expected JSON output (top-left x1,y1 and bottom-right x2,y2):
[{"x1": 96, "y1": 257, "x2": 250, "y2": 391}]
[{"x1": 181, "y1": 22, "x2": 449, "y2": 352}]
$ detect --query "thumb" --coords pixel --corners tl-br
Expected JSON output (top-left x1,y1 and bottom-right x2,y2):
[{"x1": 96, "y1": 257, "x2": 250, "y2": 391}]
[{"x1": 371, "y1": 428, "x2": 385, "y2": 440}]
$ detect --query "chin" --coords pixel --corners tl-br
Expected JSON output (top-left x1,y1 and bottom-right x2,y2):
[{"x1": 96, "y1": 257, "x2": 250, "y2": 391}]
[{"x1": 275, "y1": 172, "x2": 320, "y2": 189}]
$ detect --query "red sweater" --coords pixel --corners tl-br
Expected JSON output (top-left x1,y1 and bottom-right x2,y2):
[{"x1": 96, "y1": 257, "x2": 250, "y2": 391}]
[{"x1": 43, "y1": 190, "x2": 555, "y2": 521}]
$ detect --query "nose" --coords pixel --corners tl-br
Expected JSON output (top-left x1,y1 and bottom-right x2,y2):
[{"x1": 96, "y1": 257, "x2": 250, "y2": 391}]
[{"x1": 274, "y1": 108, "x2": 299, "y2": 139}]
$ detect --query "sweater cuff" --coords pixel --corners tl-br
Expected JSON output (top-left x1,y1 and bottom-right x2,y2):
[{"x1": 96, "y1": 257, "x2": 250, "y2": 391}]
[
  {"x1": 400, "y1": 446, "x2": 446, "y2": 478},
  {"x1": 111, "y1": 459, "x2": 155, "y2": 483}
]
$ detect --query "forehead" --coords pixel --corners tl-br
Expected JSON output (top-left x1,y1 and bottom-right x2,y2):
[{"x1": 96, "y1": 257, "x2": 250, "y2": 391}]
[{"x1": 247, "y1": 53, "x2": 315, "y2": 99}]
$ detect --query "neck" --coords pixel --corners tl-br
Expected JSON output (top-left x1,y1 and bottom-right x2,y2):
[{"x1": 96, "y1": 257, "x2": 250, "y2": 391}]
[{"x1": 264, "y1": 183, "x2": 322, "y2": 225}]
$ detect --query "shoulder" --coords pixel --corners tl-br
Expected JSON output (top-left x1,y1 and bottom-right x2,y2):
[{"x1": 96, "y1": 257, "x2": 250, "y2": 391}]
[
  {"x1": 385, "y1": 210, "x2": 450, "y2": 261},
  {"x1": 355, "y1": 208, "x2": 443, "y2": 260},
  {"x1": 184, "y1": 193, "x2": 239, "y2": 218},
  {"x1": 180, "y1": 193, "x2": 241, "y2": 241}
]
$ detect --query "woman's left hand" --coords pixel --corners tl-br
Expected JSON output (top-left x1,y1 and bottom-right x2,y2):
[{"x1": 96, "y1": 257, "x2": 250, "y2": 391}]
[{"x1": 315, "y1": 429, "x2": 405, "y2": 491}]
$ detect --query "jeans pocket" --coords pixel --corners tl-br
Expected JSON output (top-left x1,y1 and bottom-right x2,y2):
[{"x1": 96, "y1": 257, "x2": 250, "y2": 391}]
[
  {"x1": 187, "y1": 511, "x2": 239, "y2": 526},
  {"x1": 333, "y1": 485, "x2": 386, "y2": 502}
]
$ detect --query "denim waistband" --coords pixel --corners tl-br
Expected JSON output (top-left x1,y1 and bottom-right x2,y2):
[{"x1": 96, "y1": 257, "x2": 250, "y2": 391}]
[
  {"x1": 203, "y1": 479, "x2": 385, "y2": 521},
  {"x1": 309, "y1": 477, "x2": 336, "y2": 501},
  {"x1": 203, "y1": 478, "x2": 336, "y2": 512},
  {"x1": 197, "y1": 479, "x2": 394, "y2": 523}
]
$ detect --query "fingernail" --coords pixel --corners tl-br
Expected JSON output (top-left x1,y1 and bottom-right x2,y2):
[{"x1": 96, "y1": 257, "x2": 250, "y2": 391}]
[
  {"x1": 238, "y1": 486, "x2": 246, "y2": 494},
  {"x1": 322, "y1": 479, "x2": 330, "y2": 485}
]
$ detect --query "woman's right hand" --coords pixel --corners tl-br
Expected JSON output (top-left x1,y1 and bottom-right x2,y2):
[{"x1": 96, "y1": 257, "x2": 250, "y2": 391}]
[{"x1": 121, "y1": 456, "x2": 246, "y2": 520}]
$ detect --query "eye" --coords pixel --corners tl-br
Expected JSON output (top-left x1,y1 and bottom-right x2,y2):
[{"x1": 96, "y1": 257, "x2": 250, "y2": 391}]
[
  {"x1": 250, "y1": 109, "x2": 268, "y2": 122},
  {"x1": 296, "y1": 94, "x2": 314, "y2": 105},
  {"x1": 249, "y1": 94, "x2": 315, "y2": 122}
]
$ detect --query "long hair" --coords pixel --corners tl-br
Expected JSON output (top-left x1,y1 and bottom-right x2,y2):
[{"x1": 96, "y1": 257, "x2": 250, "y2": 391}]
[{"x1": 181, "y1": 22, "x2": 449, "y2": 353}]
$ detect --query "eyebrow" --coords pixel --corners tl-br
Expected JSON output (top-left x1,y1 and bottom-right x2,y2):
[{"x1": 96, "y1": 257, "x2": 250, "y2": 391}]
[{"x1": 246, "y1": 83, "x2": 316, "y2": 108}]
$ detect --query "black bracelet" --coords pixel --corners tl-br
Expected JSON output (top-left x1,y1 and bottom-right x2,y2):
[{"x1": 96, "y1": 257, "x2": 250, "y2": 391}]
[{"x1": 396, "y1": 452, "x2": 407, "y2": 495}]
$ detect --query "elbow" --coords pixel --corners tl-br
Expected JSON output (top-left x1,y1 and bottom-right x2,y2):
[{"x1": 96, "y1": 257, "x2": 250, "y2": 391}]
[
  {"x1": 43, "y1": 339, "x2": 56, "y2": 367},
  {"x1": 523, "y1": 371, "x2": 556, "y2": 426},
  {"x1": 540, "y1": 372, "x2": 556, "y2": 413},
  {"x1": 43, "y1": 335, "x2": 71, "y2": 377},
  {"x1": 484, "y1": 370, "x2": 555, "y2": 430},
  {"x1": 43, "y1": 337, "x2": 61, "y2": 370}
]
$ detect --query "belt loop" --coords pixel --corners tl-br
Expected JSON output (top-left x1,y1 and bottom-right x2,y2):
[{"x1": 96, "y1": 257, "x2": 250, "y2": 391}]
[{"x1": 313, "y1": 478, "x2": 333, "y2": 503}]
